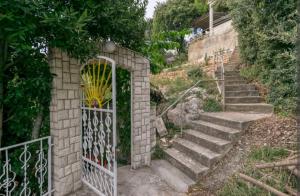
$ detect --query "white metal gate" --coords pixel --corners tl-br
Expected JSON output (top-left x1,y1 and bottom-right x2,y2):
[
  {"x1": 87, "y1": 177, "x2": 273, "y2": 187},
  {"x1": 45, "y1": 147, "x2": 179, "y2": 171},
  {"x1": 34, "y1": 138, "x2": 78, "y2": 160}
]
[{"x1": 80, "y1": 56, "x2": 117, "y2": 196}]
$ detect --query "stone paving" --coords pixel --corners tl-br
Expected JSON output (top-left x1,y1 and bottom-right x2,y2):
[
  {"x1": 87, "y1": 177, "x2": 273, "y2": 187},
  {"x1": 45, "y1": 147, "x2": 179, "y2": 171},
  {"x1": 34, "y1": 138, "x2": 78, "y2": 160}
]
[{"x1": 71, "y1": 163, "x2": 186, "y2": 196}]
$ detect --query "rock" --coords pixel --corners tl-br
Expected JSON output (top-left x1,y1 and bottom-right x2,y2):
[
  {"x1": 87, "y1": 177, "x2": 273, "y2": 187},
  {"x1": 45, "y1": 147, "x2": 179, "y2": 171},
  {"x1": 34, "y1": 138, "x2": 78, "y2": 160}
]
[
  {"x1": 154, "y1": 117, "x2": 168, "y2": 137},
  {"x1": 184, "y1": 97, "x2": 203, "y2": 114},
  {"x1": 189, "y1": 87, "x2": 203, "y2": 94},
  {"x1": 167, "y1": 103, "x2": 186, "y2": 127}
]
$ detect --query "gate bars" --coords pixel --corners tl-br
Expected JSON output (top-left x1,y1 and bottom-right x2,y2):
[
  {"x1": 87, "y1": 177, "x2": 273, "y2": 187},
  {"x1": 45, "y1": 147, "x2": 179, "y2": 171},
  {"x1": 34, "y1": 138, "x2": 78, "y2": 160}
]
[
  {"x1": 80, "y1": 56, "x2": 117, "y2": 196},
  {"x1": 0, "y1": 136, "x2": 53, "y2": 196}
]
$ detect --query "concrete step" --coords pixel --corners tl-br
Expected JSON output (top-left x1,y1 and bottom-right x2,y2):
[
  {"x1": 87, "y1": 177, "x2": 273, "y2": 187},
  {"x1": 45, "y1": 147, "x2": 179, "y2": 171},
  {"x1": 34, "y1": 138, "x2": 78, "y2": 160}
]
[
  {"x1": 183, "y1": 129, "x2": 232, "y2": 153},
  {"x1": 164, "y1": 148, "x2": 209, "y2": 181},
  {"x1": 151, "y1": 160, "x2": 195, "y2": 193},
  {"x1": 225, "y1": 103, "x2": 274, "y2": 113},
  {"x1": 225, "y1": 96, "x2": 264, "y2": 104},
  {"x1": 224, "y1": 71, "x2": 240, "y2": 76},
  {"x1": 224, "y1": 76, "x2": 245, "y2": 81},
  {"x1": 216, "y1": 71, "x2": 240, "y2": 77},
  {"x1": 225, "y1": 90, "x2": 259, "y2": 97},
  {"x1": 225, "y1": 84, "x2": 256, "y2": 91},
  {"x1": 173, "y1": 138, "x2": 221, "y2": 167},
  {"x1": 197, "y1": 112, "x2": 251, "y2": 130},
  {"x1": 188, "y1": 120, "x2": 242, "y2": 142},
  {"x1": 225, "y1": 80, "x2": 247, "y2": 85}
]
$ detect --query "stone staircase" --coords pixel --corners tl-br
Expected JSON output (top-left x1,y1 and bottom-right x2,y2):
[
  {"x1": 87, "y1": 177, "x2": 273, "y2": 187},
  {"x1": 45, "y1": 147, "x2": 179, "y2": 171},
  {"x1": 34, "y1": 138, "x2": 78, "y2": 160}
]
[
  {"x1": 157, "y1": 48, "x2": 273, "y2": 192},
  {"x1": 163, "y1": 112, "x2": 269, "y2": 183},
  {"x1": 224, "y1": 70, "x2": 273, "y2": 113}
]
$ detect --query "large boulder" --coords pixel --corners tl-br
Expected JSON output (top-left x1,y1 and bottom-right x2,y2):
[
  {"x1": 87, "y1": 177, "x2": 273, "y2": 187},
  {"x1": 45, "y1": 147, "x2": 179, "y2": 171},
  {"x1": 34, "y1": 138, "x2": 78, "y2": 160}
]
[
  {"x1": 184, "y1": 96, "x2": 203, "y2": 114},
  {"x1": 167, "y1": 103, "x2": 187, "y2": 127}
]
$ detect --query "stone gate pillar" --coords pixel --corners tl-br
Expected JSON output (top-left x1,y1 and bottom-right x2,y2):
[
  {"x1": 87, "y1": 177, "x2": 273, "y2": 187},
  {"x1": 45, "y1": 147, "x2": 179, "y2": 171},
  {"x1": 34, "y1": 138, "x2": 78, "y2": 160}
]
[
  {"x1": 49, "y1": 44, "x2": 151, "y2": 195},
  {"x1": 49, "y1": 48, "x2": 82, "y2": 195}
]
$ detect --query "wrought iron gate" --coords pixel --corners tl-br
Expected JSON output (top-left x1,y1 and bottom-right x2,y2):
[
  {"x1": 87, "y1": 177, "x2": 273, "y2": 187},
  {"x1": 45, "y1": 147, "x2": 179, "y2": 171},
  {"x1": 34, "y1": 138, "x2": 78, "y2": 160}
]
[
  {"x1": 0, "y1": 136, "x2": 53, "y2": 195},
  {"x1": 80, "y1": 56, "x2": 117, "y2": 196}
]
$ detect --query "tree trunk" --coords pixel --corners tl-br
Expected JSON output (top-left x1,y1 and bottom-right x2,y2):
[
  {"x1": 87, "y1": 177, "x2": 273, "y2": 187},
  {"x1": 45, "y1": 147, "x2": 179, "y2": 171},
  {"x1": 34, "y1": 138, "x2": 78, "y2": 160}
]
[
  {"x1": 255, "y1": 159, "x2": 299, "y2": 169},
  {"x1": 0, "y1": 40, "x2": 5, "y2": 150},
  {"x1": 32, "y1": 107, "x2": 44, "y2": 139}
]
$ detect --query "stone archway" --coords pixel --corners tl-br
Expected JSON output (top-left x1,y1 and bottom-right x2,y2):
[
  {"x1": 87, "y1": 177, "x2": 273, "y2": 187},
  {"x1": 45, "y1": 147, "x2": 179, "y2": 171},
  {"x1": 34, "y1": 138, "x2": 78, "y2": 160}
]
[{"x1": 48, "y1": 44, "x2": 151, "y2": 195}]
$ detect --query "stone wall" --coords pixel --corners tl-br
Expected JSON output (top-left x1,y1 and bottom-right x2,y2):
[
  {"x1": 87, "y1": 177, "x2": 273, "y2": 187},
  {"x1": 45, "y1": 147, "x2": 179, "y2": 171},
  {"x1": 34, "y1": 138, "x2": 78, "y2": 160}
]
[
  {"x1": 49, "y1": 44, "x2": 151, "y2": 195},
  {"x1": 49, "y1": 48, "x2": 82, "y2": 196},
  {"x1": 150, "y1": 105, "x2": 157, "y2": 150},
  {"x1": 188, "y1": 20, "x2": 238, "y2": 64}
]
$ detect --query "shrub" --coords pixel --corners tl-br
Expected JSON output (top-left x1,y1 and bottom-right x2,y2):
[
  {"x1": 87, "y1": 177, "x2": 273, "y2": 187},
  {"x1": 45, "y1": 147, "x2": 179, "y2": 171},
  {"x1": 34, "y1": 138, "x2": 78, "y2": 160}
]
[
  {"x1": 203, "y1": 98, "x2": 222, "y2": 112},
  {"x1": 229, "y1": 0, "x2": 297, "y2": 115},
  {"x1": 187, "y1": 66, "x2": 203, "y2": 81}
]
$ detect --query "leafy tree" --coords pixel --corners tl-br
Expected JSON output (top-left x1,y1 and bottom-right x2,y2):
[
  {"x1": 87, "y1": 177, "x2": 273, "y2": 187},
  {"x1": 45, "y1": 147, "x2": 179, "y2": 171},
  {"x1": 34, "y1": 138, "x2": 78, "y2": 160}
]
[
  {"x1": 228, "y1": 0, "x2": 297, "y2": 115},
  {"x1": 195, "y1": 0, "x2": 209, "y2": 14},
  {"x1": 0, "y1": 0, "x2": 147, "y2": 149},
  {"x1": 144, "y1": 29, "x2": 190, "y2": 73},
  {"x1": 152, "y1": 0, "x2": 204, "y2": 36}
]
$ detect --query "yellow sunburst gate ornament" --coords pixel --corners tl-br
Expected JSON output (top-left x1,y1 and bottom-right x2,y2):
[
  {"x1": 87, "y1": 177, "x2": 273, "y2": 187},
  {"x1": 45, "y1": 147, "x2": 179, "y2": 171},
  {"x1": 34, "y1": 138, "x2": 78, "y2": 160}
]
[{"x1": 81, "y1": 59, "x2": 112, "y2": 108}]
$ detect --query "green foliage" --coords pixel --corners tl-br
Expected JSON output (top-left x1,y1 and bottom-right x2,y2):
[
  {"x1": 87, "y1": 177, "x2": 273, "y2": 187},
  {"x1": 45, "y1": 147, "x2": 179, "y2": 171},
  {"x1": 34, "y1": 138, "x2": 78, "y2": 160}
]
[
  {"x1": 187, "y1": 66, "x2": 203, "y2": 80},
  {"x1": 165, "y1": 77, "x2": 193, "y2": 98},
  {"x1": 151, "y1": 145, "x2": 165, "y2": 160},
  {"x1": 67, "y1": 0, "x2": 147, "y2": 50},
  {"x1": 203, "y1": 98, "x2": 222, "y2": 112},
  {"x1": 218, "y1": 177, "x2": 266, "y2": 196},
  {"x1": 218, "y1": 146, "x2": 298, "y2": 196},
  {"x1": 116, "y1": 68, "x2": 131, "y2": 164},
  {"x1": 249, "y1": 147, "x2": 289, "y2": 162},
  {"x1": 229, "y1": 0, "x2": 297, "y2": 115},
  {"x1": 144, "y1": 29, "x2": 191, "y2": 73},
  {"x1": 194, "y1": 0, "x2": 209, "y2": 14},
  {"x1": 152, "y1": 0, "x2": 202, "y2": 36},
  {"x1": 214, "y1": 0, "x2": 230, "y2": 12}
]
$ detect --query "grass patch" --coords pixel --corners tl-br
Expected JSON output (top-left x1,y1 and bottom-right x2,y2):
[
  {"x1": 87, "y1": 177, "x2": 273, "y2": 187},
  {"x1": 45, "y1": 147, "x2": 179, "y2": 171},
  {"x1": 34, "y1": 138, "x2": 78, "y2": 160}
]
[
  {"x1": 218, "y1": 146, "x2": 299, "y2": 196},
  {"x1": 203, "y1": 98, "x2": 222, "y2": 112},
  {"x1": 164, "y1": 121, "x2": 181, "y2": 139},
  {"x1": 151, "y1": 144, "x2": 165, "y2": 160},
  {"x1": 249, "y1": 146, "x2": 289, "y2": 162}
]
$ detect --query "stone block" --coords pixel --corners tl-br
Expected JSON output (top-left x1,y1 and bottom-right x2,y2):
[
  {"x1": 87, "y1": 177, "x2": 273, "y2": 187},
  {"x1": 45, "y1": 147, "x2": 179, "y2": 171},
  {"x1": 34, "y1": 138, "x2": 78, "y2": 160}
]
[
  {"x1": 68, "y1": 153, "x2": 77, "y2": 164},
  {"x1": 68, "y1": 90, "x2": 75, "y2": 99},
  {"x1": 57, "y1": 90, "x2": 68, "y2": 100},
  {"x1": 154, "y1": 117, "x2": 167, "y2": 137},
  {"x1": 64, "y1": 165, "x2": 72, "y2": 176},
  {"x1": 64, "y1": 100, "x2": 70, "y2": 109}
]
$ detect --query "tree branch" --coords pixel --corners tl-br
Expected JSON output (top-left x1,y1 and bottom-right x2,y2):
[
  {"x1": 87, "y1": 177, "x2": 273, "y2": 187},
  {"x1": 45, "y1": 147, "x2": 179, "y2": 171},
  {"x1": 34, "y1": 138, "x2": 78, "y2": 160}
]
[{"x1": 238, "y1": 173, "x2": 289, "y2": 196}]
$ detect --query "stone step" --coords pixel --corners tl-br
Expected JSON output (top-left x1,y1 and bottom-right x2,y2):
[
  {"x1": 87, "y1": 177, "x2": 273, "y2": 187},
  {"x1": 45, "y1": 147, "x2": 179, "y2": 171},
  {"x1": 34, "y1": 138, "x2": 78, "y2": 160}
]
[
  {"x1": 197, "y1": 113, "x2": 251, "y2": 130},
  {"x1": 225, "y1": 84, "x2": 256, "y2": 91},
  {"x1": 225, "y1": 96, "x2": 264, "y2": 104},
  {"x1": 225, "y1": 68, "x2": 238, "y2": 72},
  {"x1": 225, "y1": 80, "x2": 247, "y2": 85},
  {"x1": 173, "y1": 138, "x2": 221, "y2": 167},
  {"x1": 224, "y1": 76, "x2": 245, "y2": 81},
  {"x1": 188, "y1": 120, "x2": 242, "y2": 142},
  {"x1": 224, "y1": 71, "x2": 240, "y2": 76},
  {"x1": 216, "y1": 71, "x2": 240, "y2": 77},
  {"x1": 183, "y1": 129, "x2": 232, "y2": 153},
  {"x1": 151, "y1": 160, "x2": 195, "y2": 193},
  {"x1": 225, "y1": 90, "x2": 259, "y2": 97},
  {"x1": 225, "y1": 103, "x2": 274, "y2": 113},
  {"x1": 164, "y1": 148, "x2": 209, "y2": 181}
]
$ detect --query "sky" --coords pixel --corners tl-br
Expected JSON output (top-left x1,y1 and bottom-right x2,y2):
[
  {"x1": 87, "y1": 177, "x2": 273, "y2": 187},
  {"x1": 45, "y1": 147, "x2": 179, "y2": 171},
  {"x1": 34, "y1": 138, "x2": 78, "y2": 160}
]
[{"x1": 145, "y1": 0, "x2": 166, "y2": 19}]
